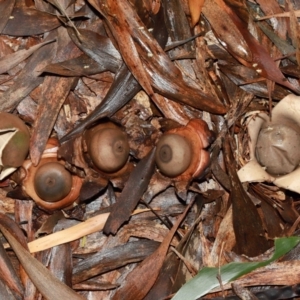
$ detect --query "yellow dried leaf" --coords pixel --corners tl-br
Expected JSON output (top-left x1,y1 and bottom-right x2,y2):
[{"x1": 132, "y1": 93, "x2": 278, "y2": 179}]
[{"x1": 189, "y1": 0, "x2": 205, "y2": 27}]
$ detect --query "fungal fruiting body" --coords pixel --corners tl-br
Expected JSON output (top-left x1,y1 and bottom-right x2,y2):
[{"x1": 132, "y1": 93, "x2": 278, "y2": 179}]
[
  {"x1": 34, "y1": 162, "x2": 73, "y2": 202},
  {"x1": 156, "y1": 134, "x2": 192, "y2": 177},
  {"x1": 255, "y1": 124, "x2": 300, "y2": 176},
  {"x1": 22, "y1": 139, "x2": 82, "y2": 210},
  {"x1": 155, "y1": 119, "x2": 214, "y2": 181},
  {"x1": 0, "y1": 112, "x2": 30, "y2": 180},
  {"x1": 238, "y1": 94, "x2": 300, "y2": 193},
  {"x1": 83, "y1": 122, "x2": 130, "y2": 176}
]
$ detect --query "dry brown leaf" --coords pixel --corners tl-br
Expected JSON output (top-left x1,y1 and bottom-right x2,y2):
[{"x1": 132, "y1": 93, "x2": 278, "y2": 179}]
[
  {"x1": 2, "y1": 5, "x2": 61, "y2": 36},
  {"x1": 0, "y1": 35, "x2": 57, "y2": 112},
  {"x1": 0, "y1": 225, "x2": 85, "y2": 300},
  {"x1": 188, "y1": 0, "x2": 205, "y2": 27},
  {"x1": 88, "y1": 0, "x2": 227, "y2": 114},
  {"x1": 204, "y1": 0, "x2": 300, "y2": 94},
  {"x1": 30, "y1": 27, "x2": 80, "y2": 165},
  {"x1": 0, "y1": 0, "x2": 15, "y2": 33},
  {"x1": 0, "y1": 39, "x2": 55, "y2": 75},
  {"x1": 111, "y1": 200, "x2": 194, "y2": 300},
  {"x1": 287, "y1": 0, "x2": 300, "y2": 66},
  {"x1": 103, "y1": 148, "x2": 156, "y2": 235},
  {"x1": 89, "y1": 0, "x2": 156, "y2": 102}
]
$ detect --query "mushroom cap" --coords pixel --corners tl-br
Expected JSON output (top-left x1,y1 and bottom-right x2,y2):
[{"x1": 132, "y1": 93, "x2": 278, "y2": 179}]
[
  {"x1": 155, "y1": 133, "x2": 192, "y2": 177},
  {"x1": 256, "y1": 124, "x2": 300, "y2": 176},
  {"x1": 33, "y1": 162, "x2": 73, "y2": 202},
  {"x1": 87, "y1": 127, "x2": 130, "y2": 173},
  {"x1": 0, "y1": 112, "x2": 30, "y2": 168}
]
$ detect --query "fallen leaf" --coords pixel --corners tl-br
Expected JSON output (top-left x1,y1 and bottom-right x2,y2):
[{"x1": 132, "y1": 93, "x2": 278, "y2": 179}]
[
  {"x1": 0, "y1": 0, "x2": 15, "y2": 33},
  {"x1": 188, "y1": 0, "x2": 205, "y2": 27},
  {"x1": 0, "y1": 39, "x2": 55, "y2": 75},
  {"x1": 2, "y1": 6, "x2": 62, "y2": 36},
  {"x1": 103, "y1": 147, "x2": 156, "y2": 235},
  {"x1": 0, "y1": 225, "x2": 85, "y2": 300},
  {"x1": 111, "y1": 199, "x2": 195, "y2": 300}
]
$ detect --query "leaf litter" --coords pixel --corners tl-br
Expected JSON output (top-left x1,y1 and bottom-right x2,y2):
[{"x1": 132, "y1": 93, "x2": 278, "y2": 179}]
[{"x1": 1, "y1": 0, "x2": 300, "y2": 299}]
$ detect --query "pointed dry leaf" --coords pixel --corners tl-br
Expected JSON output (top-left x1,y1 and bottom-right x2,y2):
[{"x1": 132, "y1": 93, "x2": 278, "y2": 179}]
[
  {"x1": 224, "y1": 136, "x2": 272, "y2": 257},
  {"x1": 0, "y1": 35, "x2": 57, "y2": 112},
  {"x1": 30, "y1": 76, "x2": 76, "y2": 165},
  {"x1": 30, "y1": 27, "x2": 79, "y2": 165},
  {"x1": 0, "y1": 0, "x2": 15, "y2": 33},
  {"x1": 202, "y1": 0, "x2": 252, "y2": 61},
  {"x1": 88, "y1": 0, "x2": 227, "y2": 114},
  {"x1": 2, "y1": 6, "x2": 61, "y2": 36},
  {"x1": 103, "y1": 148, "x2": 156, "y2": 235},
  {"x1": 188, "y1": 0, "x2": 205, "y2": 27},
  {"x1": 67, "y1": 27, "x2": 122, "y2": 73},
  {"x1": 111, "y1": 200, "x2": 194, "y2": 300},
  {"x1": 0, "y1": 39, "x2": 55, "y2": 75},
  {"x1": 0, "y1": 239, "x2": 24, "y2": 297},
  {"x1": 42, "y1": 54, "x2": 108, "y2": 77},
  {"x1": 90, "y1": 0, "x2": 157, "y2": 102},
  {"x1": 204, "y1": 0, "x2": 300, "y2": 94},
  {"x1": 0, "y1": 226, "x2": 85, "y2": 300}
]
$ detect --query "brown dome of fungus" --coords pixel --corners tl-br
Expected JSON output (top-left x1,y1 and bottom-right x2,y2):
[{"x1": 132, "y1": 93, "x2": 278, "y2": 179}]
[
  {"x1": 87, "y1": 126, "x2": 130, "y2": 173},
  {"x1": 155, "y1": 134, "x2": 192, "y2": 177},
  {"x1": 154, "y1": 119, "x2": 214, "y2": 182},
  {"x1": 256, "y1": 124, "x2": 300, "y2": 176},
  {"x1": 34, "y1": 162, "x2": 73, "y2": 202},
  {"x1": 21, "y1": 139, "x2": 83, "y2": 211}
]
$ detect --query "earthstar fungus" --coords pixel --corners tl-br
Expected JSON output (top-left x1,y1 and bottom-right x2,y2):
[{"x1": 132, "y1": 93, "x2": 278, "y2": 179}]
[
  {"x1": 156, "y1": 134, "x2": 192, "y2": 177},
  {"x1": 238, "y1": 94, "x2": 300, "y2": 193},
  {"x1": 0, "y1": 112, "x2": 30, "y2": 180},
  {"x1": 255, "y1": 124, "x2": 300, "y2": 176},
  {"x1": 33, "y1": 162, "x2": 73, "y2": 202},
  {"x1": 21, "y1": 138, "x2": 82, "y2": 210},
  {"x1": 155, "y1": 119, "x2": 214, "y2": 182},
  {"x1": 83, "y1": 122, "x2": 130, "y2": 176}
]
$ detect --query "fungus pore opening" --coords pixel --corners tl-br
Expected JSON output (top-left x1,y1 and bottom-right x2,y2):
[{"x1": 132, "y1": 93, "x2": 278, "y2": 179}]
[
  {"x1": 155, "y1": 134, "x2": 192, "y2": 177},
  {"x1": 88, "y1": 127, "x2": 130, "y2": 173},
  {"x1": 34, "y1": 162, "x2": 72, "y2": 202}
]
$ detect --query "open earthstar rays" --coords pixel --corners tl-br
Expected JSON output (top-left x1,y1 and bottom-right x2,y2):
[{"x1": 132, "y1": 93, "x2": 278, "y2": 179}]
[{"x1": 238, "y1": 94, "x2": 300, "y2": 193}]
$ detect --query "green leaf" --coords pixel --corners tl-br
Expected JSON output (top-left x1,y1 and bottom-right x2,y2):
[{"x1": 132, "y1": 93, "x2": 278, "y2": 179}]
[{"x1": 172, "y1": 237, "x2": 300, "y2": 300}]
